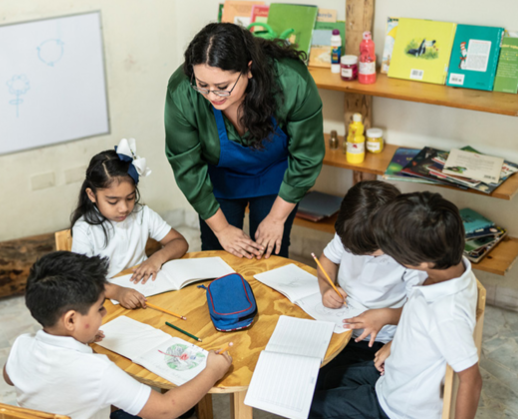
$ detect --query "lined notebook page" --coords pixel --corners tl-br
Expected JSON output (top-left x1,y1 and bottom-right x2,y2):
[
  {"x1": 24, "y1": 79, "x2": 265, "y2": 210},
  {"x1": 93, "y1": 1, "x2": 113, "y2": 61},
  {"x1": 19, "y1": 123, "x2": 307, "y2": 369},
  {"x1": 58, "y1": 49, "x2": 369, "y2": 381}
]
[
  {"x1": 266, "y1": 316, "x2": 335, "y2": 362},
  {"x1": 244, "y1": 351, "x2": 321, "y2": 419}
]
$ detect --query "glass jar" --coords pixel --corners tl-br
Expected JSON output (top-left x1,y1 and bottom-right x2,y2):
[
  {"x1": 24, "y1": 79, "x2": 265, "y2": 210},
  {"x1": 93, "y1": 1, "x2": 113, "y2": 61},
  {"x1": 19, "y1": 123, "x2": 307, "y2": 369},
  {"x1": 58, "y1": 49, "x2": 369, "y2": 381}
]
[
  {"x1": 340, "y1": 55, "x2": 358, "y2": 81},
  {"x1": 366, "y1": 128, "x2": 384, "y2": 154},
  {"x1": 329, "y1": 130, "x2": 339, "y2": 150}
]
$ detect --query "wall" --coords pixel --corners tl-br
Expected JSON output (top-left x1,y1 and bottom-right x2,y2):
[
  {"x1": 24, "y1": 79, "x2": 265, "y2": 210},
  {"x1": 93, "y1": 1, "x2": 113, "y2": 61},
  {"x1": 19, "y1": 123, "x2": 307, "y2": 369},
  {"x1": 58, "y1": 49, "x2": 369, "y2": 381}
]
[{"x1": 0, "y1": 0, "x2": 187, "y2": 241}]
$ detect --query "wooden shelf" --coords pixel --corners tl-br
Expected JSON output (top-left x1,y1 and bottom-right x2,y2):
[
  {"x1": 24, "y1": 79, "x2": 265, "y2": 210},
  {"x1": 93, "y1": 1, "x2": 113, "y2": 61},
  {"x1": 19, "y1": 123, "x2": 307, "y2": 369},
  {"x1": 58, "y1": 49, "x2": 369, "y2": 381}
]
[
  {"x1": 309, "y1": 67, "x2": 518, "y2": 117},
  {"x1": 472, "y1": 237, "x2": 518, "y2": 276},
  {"x1": 322, "y1": 134, "x2": 518, "y2": 201},
  {"x1": 294, "y1": 214, "x2": 337, "y2": 234}
]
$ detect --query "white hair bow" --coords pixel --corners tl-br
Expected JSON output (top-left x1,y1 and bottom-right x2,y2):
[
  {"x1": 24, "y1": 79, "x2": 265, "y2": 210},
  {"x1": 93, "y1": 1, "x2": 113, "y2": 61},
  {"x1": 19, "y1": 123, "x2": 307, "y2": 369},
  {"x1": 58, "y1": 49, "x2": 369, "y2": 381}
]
[{"x1": 115, "y1": 138, "x2": 151, "y2": 183}]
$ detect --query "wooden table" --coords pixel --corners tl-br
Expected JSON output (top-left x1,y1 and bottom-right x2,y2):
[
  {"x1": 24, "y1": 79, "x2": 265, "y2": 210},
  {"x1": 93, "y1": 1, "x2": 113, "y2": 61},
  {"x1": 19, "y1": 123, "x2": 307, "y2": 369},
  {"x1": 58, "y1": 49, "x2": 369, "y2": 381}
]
[{"x1": 92, "y1": 251, "x2": 351, "y2": 419}]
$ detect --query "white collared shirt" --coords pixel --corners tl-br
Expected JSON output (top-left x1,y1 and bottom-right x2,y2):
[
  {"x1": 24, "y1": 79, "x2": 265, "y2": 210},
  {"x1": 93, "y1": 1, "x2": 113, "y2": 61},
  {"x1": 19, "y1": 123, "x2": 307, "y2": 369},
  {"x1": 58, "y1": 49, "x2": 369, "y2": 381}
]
[
  {"x1": 376, "y1": 258, "x2": 479, "y2": 419},
  {"x1": 324, "y1": 234, "x2": 426, "y2": 343},
  {"x1": 6, "y1": 330, "x2": 151, "y2": 419},
  {"x1": 72, "y1": 205, "x2": 171, "y2": 278}
]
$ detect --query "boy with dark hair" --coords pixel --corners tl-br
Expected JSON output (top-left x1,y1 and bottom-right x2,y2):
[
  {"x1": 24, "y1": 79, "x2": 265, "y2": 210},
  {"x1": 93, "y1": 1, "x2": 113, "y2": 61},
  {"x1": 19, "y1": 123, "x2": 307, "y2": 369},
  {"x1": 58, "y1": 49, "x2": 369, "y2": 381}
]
[
  {"x1": 3, "y1": 251, "x2": 231, "y2": 419},
  {"x1": 316, "y1": 181, "x2": 426, "y2": 366},
  {"x1": 310, "y1": 192, "x2": 482, "y2": 419}
]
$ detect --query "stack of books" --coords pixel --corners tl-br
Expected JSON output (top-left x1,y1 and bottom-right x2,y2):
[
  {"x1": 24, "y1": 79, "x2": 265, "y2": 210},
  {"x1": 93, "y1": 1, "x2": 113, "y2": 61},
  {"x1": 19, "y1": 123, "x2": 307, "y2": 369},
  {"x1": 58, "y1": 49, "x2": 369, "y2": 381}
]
[
  {"x1": 460, "y1": 208, "x2": 507, "y2": 263},
  {"x1": 296, "y1": 191, "x2": 343, "y2": 222},
  {"x1": 383, "y1": 146, "x2": 518, "y2": 194}
]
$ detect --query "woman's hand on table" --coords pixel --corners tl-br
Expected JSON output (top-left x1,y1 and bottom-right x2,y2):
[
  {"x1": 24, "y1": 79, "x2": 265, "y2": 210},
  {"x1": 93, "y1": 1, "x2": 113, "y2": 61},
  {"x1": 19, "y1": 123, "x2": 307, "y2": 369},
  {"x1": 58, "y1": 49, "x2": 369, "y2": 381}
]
[
  {"x1": 215, "y1": 224, "x2": 264, "y2": 259},
  {"x1": 255, "y1": 214, "x2": 285, "y2": 259}
]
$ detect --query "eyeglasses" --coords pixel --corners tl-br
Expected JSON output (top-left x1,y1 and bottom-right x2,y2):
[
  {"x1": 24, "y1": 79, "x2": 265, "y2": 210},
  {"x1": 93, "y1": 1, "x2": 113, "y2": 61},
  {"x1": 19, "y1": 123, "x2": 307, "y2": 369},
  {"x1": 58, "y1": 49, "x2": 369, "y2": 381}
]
[{"x1": 190, "y1": 72, "x2": 242, "y2": 98}]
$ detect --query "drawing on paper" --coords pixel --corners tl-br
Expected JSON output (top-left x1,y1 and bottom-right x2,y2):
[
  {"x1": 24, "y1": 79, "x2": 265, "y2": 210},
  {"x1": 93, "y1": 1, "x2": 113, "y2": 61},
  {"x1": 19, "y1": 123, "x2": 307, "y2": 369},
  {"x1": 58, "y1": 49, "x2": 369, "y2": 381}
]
[
  {"x1": 159, "y1": 344, "x2": 206, "y2": 371},
  {"x1": 6, "y1": 74, "x2": 30, "y2": 118},
  {"x1": 313, "y1": 303, "x2": 350, "y2": 318},
  {"x1": 37, "y1": 39, "x2": 65, "y2": 66}
]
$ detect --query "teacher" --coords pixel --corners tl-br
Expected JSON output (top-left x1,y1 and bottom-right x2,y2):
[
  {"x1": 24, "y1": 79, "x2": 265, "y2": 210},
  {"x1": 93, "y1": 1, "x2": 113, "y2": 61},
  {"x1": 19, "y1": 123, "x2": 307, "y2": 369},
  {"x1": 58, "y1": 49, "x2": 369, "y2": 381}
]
[{"x1": 165, "y1": 23, "x2": 324, "y2": 259}]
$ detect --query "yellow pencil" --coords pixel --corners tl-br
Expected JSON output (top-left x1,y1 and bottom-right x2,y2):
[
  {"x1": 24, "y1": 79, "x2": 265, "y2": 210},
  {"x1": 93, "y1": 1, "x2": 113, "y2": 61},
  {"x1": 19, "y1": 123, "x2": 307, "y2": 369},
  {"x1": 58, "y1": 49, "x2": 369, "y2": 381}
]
[
  {"x1": 311, "y1": 252, "x2": 346, "y2": 306},
  {"x1": 146, "y1": 302, "x2": 187, "y2": 320},
  {"x1": 217, "y1": 342, "x2": 234, "y2": 354}
]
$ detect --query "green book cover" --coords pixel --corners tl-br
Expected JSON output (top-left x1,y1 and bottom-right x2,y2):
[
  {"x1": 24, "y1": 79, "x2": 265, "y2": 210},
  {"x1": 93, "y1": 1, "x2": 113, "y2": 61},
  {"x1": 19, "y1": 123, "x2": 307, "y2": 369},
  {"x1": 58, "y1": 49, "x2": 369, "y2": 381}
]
[
  {"x1": 493, "y1": 37, "x2": 518, "y2": 94},
  {"x1": 446, "y1": 24, "x2": 504, "y2": 91},
  {"x1": 267, "y1": 3, "x2": 318, "y2": 57}
]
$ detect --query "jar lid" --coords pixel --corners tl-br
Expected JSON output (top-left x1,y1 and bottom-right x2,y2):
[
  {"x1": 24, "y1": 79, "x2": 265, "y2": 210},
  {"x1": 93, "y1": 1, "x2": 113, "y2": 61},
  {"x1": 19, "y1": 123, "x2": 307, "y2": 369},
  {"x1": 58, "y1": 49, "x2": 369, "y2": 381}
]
[
  {"x1": 341, "y1": 55, "x2": 358, "y2": 65},
  {"x1": 366, "y1": 128, "x2": 383, "y2": 138}
]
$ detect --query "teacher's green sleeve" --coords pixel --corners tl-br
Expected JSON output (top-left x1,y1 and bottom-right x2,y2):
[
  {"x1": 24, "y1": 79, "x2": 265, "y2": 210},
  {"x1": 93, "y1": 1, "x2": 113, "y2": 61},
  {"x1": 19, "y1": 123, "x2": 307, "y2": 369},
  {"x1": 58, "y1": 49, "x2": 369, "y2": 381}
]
[
  {"x1": 164, "y1": 70, "x2": 220, "y2": 220},
  {"x1": 277, "y1": 59, "x2": 325, "y2": 204}
]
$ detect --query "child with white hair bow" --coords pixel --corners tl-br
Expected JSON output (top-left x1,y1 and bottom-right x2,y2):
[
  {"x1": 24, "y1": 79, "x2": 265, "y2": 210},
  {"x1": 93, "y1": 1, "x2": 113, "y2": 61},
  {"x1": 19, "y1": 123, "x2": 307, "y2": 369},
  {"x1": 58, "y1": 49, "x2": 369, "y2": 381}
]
[{"x1": 70, "y1": 139, "x2": 188, "y2": 309}]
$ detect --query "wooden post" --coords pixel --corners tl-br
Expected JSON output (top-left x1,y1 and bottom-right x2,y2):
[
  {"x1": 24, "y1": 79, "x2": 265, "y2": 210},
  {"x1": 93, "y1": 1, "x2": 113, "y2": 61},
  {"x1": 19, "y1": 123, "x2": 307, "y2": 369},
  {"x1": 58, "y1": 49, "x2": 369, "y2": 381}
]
[{"x1": 345, "y1": 0, "x2": 376, "y2": 184}]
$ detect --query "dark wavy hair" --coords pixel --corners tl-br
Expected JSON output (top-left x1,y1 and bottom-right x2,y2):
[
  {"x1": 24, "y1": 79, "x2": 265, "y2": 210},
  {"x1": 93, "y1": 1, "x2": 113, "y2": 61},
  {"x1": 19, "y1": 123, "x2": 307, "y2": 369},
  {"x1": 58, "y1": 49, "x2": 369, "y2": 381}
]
[
  {"x1": 373, "y1": 192, "x2": 465, "y2": 269},
  {"x1": 70, "y1": 150, "x2": 140, "y2": 245},
  {"x1": 183, "y1": 23, "x2": 306, "y2": 149}
]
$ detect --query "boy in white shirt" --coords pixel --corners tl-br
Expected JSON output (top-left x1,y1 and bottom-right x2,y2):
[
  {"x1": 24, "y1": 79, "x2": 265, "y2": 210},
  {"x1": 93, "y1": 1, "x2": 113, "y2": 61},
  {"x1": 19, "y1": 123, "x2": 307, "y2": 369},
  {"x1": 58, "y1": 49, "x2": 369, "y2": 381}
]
[
  {"x1": 310, "y1": 192, "x2": 482, "y2": 419},
  {"x1": 3, "y1": 252, "x2": 231, "y2": 419},
  {"x1": 316, "y1": 181, "x2": 426, "y2": 372}
]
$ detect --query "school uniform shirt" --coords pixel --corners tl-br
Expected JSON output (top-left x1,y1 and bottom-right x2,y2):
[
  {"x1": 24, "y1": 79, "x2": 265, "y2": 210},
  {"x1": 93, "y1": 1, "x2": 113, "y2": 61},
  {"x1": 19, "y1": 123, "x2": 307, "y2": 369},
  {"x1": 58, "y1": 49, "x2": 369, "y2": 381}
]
[
  {"x1": 165, "y1": 57, "x2": 325, "y2": 220},
  {"x1": 323, "y1": 234, "x2": 426, "y2": 343},
  {"x1": 376, "y1": 257, "x2": 479, "y2": 419},
  {"x1": 6, "y1": 330, "x2": 151, "y2": 419},
  {"x1": 72, "y1": 205, "x2": 171, "y2": 278}
]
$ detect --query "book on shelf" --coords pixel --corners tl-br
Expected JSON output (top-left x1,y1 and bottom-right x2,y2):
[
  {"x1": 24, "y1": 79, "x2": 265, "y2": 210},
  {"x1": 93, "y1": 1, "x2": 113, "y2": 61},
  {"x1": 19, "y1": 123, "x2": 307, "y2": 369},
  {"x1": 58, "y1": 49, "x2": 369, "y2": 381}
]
[
  {"x1": 443, "y1": 148, "x2": 504, "y2": 184},
  {"x1": 244, "y1": 316, "x2": 335, "y2": 419},
  {"x1": 267, "y1": 3, "x2": 318, "y2": 57},
  {"x1": 381, "y1": 17, "x2": 399, "y2": 74},
  {"x1": 493, "y1": 37, "x2": 518, "y2": 94},
  {"x1": 296, "y1": 190, "x2": 343, "y2": 222},
  {"x1": 316, "y1": 9, "x2": 337, "y2": 23},
  {"x1": 309, "y1": 21, "x2": 345, "y2": 68},
  {"x1": 466, "y1": 225, "x2": 506, "y2": 240},
  {"x1": 388, "y1": 18, "x2": 457, "y2": 85},
  {"x1": 446, "y1": 24, "x2": 504, "y2": 91},
  {"x1": 459, "y1": 208, "x2": 494, "y2": 235},
  {"x1": 221, "y1": 0, "x2": 264, "y2": 26},
  {"x1": 465, "y1": 227, "x2": 507, "y2": 264},
  {"x1": 383, "y1": 147, "x2": 440, "y2": 184},
  {"x1": 250, "y1": 5, "x2": 269, "y2": 32}
]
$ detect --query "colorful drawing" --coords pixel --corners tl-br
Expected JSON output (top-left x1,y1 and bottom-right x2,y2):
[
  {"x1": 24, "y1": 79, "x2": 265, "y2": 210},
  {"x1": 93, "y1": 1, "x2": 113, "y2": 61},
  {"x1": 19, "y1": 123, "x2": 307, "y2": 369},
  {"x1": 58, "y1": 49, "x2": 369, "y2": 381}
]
[
  {"x1": 160, "y1": 344, "x2": 206, "y2": 371},
  {"x1": 37, "y1": 39, "x2": 65, "y2": 66},
  {"x1": 6, "y1": 74, "x2": 30, "y2": 118}
]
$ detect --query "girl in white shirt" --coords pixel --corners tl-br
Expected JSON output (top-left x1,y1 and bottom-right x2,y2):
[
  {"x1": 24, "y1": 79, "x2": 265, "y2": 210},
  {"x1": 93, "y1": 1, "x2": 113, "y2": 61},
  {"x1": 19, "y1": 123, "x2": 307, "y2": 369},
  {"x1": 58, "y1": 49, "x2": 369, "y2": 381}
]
[{"x1": 71, "y1": 139, "x2": 188, "y2": 308}]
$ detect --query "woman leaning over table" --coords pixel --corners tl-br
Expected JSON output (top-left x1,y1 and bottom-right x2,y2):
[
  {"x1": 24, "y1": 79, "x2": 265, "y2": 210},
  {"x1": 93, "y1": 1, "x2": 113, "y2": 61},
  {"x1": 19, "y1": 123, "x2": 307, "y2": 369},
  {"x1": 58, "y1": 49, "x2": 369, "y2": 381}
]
[{"x1": 164, "y1": 23, "x2": 324, "y2": 259}]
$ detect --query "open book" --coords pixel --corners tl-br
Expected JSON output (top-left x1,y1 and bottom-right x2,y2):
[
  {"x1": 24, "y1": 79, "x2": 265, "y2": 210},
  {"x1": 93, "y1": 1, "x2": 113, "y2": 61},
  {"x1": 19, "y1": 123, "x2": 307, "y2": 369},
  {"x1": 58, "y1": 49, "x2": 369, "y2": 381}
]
[
  {"x1": 254, "y1": 264, "x2": 367, "y2": 333},
  {"x1": 95, "y1": 316, "x2": 208, "y2": 385},
  {"x1": 109, "y1": 257, "x2": 235, "y2": 303},
  {"x1": 244, "y1": 316, "x2": 334, "y2": 419}
]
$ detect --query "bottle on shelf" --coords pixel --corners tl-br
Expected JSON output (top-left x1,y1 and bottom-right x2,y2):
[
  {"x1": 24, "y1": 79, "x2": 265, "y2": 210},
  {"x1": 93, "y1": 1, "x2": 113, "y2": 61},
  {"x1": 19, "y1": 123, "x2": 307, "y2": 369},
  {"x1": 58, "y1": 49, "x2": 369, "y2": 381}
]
[
  {"x1": 345, "y1": 113, "x2": 365, "y2": 164},
  {"x1": 359, "y1": 31, "x2": 376, "y2": 84},
  {"x1": 330, "y1": 29, "x2": 342, "y2": 74},
  {"x1": 366, "y1": 128, "x2": 384, "y2": 154},
  {"x1": 329, "y1": 130, "x2": 339, "y2": 149},
  {"x1": 340, "y1": 55, "x2": 358, "y2": 81}
]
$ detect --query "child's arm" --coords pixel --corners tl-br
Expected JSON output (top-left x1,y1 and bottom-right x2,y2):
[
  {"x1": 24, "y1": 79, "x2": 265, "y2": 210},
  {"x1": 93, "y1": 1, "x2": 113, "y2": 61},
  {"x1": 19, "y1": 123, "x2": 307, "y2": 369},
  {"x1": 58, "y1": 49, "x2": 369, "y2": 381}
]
[
  {"x1": 3, "y1": 365, "x2": 13, "y2": 386},
  {"x1": 454, "y1": 363, "x2": 482, "y2": 419},
  {"x1": 374, "y1": 340, "x2": 391, "y2": 374},
  {"x1": 343, "y1": 307, "x2": 403, "y2": 346},
  {"x1": 318, "y1": 254, "x2": 347, "y2": 308},
  {"x1": 131, "y1": 229, "x2": 189, "y2": 284},
  {"x1": 105, "y1": 283, "x2": 147, "y2": 309},
  {"x1": 137, "y1": 350, "x2": 231, "y2": 419}
]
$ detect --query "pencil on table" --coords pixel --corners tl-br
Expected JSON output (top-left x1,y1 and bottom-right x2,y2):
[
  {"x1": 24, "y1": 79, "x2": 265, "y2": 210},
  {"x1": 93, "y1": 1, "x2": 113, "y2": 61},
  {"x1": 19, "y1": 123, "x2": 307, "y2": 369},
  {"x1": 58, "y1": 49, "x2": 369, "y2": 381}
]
[
  {"x1": 217, "y1": 342, "x2": 233, "y2": 354},
  {"x1": 165, "y1": 321, "x2": 202, "y2": 342},
  {"x1": 311, "y1": 252, "x2": 347, "y2": 306},
  {"x1": 146, "y1": 302, "x2": 187, "y2": 320}
]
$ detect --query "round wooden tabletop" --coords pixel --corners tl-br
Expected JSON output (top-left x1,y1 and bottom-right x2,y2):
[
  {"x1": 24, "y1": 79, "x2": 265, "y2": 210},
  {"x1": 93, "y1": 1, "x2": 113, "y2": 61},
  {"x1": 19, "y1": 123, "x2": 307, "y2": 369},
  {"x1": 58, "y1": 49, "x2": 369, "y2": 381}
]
[{"x1": 92, "y1": 250, "x2": 351, "y2": 393}]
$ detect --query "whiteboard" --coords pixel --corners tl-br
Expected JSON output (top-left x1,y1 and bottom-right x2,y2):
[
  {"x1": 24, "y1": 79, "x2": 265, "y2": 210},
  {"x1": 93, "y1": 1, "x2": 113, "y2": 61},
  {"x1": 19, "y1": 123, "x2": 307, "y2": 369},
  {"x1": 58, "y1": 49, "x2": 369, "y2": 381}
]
[{"x1": 0, "y1": 12, "x2": 109, "y2": 155}]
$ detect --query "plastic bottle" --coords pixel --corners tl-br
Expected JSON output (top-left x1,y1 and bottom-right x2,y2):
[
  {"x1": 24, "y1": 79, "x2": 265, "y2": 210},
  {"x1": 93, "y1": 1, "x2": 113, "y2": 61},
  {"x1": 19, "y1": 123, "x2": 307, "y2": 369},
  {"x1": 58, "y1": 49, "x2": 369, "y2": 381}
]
[
  {"x1": 330, "y1": 29, "x2": 342, "y2": 74},
  {"x1": 346, "y1": 113, "x2": 365, "y2": 163},
  {"x1": 358, "y1": 31, "x2": 376, "y2": 84}
]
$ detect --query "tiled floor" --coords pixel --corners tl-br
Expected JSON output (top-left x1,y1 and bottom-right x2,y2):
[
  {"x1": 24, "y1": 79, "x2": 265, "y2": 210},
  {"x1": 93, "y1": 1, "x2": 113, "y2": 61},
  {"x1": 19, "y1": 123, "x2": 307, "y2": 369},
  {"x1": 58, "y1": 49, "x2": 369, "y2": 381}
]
[{"x1": 0, "y1": 230, "x2": 516, "y2": 418}]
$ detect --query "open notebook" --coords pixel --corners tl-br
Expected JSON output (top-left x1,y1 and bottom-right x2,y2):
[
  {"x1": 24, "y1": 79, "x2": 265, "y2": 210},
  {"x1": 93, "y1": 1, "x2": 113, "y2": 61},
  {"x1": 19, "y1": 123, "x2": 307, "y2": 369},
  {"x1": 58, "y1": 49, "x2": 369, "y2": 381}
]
[
  {"x1": 109, "y1": 257, "x2": 235, "y2": 303},
  {"x1": 244, "y1": 316, "x2": 335, "y2": 419},
  {"x1": 95, "y1": 316, "x2": 208, "y2": 385},
  {"x1": 254, "y1": 264, "x2": 367, "y2": 333}
]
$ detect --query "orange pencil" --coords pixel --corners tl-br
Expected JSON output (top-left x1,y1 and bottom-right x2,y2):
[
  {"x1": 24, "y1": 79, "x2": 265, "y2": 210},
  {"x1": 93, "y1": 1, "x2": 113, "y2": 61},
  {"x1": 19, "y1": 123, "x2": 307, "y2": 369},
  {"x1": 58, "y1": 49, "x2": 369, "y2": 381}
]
[
  {"x1": 146, "y1": 302, "x2": 187, "y2": 320},
  {"x1": 217, "y1": 342, "x2": 233, "y2": 354},
  {"x1": 311, "y1": 252, "x2": 346, "y2": 306}
]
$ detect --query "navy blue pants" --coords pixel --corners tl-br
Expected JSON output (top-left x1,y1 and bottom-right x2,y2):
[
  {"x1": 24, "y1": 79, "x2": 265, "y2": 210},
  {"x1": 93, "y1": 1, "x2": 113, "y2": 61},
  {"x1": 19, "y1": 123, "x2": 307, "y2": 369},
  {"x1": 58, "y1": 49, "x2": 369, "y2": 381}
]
[
  {"x1": 310, "y1": 361, "x2": 390, "y2": 419},
  {"x1": 199, "y1": 194, "x2": 298, "y2": 258}
]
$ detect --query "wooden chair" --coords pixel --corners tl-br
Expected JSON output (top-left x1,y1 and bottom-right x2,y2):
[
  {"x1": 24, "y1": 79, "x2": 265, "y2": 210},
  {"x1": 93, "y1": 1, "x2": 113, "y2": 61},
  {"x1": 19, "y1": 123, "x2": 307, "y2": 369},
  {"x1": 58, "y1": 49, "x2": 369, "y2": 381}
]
[
  {"x1": 441, "y1": 279, "x2": 486, "y2": 419},
  {"x1": 54, "y1": 229, "x2": 162, "y2": 256},
  {"x1": 0, "y1": 403, "x2": 69, "y2": 419}
]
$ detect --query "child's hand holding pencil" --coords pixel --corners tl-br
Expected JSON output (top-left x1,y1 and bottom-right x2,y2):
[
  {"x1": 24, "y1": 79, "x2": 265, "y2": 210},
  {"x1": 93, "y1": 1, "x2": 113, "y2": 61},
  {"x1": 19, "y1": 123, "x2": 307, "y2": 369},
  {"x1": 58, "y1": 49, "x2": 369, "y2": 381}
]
[{"x1": 311, "y1": 252, "x2": 347, "y2": 307}]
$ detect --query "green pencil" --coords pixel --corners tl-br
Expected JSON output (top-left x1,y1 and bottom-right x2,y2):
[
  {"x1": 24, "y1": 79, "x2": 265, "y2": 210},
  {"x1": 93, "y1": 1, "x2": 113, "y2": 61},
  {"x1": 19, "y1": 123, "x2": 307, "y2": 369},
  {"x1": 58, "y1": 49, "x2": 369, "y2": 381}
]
[{"x1": 165, "y1": 321, "x2": 203, "y2": 342}]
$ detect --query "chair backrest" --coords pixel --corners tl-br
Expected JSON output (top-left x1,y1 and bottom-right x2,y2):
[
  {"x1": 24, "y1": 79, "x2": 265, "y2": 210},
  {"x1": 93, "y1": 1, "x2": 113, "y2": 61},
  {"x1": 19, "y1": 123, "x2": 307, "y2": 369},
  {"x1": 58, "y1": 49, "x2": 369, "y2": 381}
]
[
  {"x1": 0, "y1": 403, "x2": 69, "y2": 419},
  {"x1": 55, "y1": 229, "x2": 72, "y2": 252},
  {"x1": 441, "y1": 279, "x2": 486, "y2": 419}
]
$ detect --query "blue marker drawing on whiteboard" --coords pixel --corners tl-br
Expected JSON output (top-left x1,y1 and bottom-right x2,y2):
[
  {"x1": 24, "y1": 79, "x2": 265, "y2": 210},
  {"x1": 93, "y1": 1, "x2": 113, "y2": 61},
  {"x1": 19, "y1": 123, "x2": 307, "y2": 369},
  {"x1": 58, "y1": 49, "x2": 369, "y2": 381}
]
[
  {"x1": 6, "y1": 75, "x2": 30, "y2": 118},
  {"x1": 37, "y1": 39, "x2": 65, "y2": 66}
]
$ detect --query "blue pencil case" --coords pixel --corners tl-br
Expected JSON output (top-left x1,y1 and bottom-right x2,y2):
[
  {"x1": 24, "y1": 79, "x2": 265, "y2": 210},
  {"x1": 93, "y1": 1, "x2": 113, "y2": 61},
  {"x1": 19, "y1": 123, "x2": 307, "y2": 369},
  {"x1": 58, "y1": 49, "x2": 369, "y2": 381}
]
[{"x1": 200, "y1": 273, "x2": 257, "y2": 332}]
